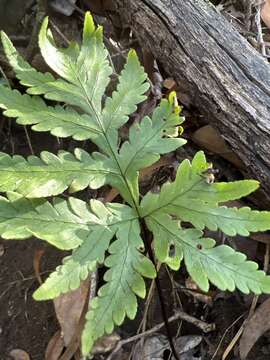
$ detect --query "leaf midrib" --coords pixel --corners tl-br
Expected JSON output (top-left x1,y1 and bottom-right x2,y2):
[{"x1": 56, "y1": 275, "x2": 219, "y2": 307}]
[
  {"x1": 70, "y1": 60, "x2": 140, "y2": 213},
  {"x1": 151, "y1": 216, "x2": 265, "y2": 285}
]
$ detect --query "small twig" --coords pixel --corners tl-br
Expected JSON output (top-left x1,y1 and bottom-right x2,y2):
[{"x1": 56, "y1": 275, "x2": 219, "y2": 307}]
[
  {"x1": 0, "y1": 64, "x2": 9, "y2": 85},
  {"x1": 210, "y1": 314, "x2": 245, "y2": 360},
  {"x1": 255, "y1": 1, "x2": 267, "y2": 56},
  {"x1": 128, "y1": 263, "x2": 161, "y2": 360},
  {"x1": 24, "y1": 126, "x2": 34, "y2": 155},
  {"x1": 222, "y1": 323, "x2": 245, "y2": 360},
  {"x1": 66, "y1": 0, "x2": 85, "y2": 15},
  {"x1": 140, "y1": 219, "x2": 180, "y2": 360},
  {"x1": 248, "y1": 243, "x2": 270, "y2": 317},
  {"x1": 49, "y1": 20, "x2": 70, "y2": 46},
  {"x1": 0, "y1": 64, "x2": 10, "y2": 133},
  {"x1": 107, "y1": 310, "x2": 214, "y2": 360},
  {"x1": 89, "y1": 271, "x2": 98, "y2": 304},
  {"x1": 26, "y1": 0, "x2": 47, "y2": 61},
  {"x1": 219, "y1": 242, "x2": 270, "y2": 360}
]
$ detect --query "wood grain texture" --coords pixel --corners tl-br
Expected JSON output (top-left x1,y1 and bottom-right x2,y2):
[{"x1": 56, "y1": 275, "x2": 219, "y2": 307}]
[{"x1": 110, "y1": 0, "x2": 270, "y2": 207}]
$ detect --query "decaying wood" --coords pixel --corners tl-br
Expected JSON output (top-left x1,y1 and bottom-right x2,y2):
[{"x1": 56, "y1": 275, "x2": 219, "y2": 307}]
[{"x1": 107, "y1": 0, "x2": 270, "y2": 207}]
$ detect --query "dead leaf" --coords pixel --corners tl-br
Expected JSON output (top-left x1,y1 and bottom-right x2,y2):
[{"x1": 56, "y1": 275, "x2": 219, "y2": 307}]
[
  {"x1": 0, "y1": 243, "x2": 4, "y2": 256},
  {"x1": 185, "y1": 277, "x2": 214, "y2": 306},
  {"x1": 250, "y1": 233, "x2": 270, "y2": 244},
  {"x1": 239, "y1": 297, "x2": 270, "y2": 359},
  {"x1": 53, "y1": 279, "x2": 89, "y2": 346},
  {"x1": 45, "y1": 331, "x2": 65, "y2": 360},
  {"x1": 163, "y1": 78, "x2": 177, "y2": 91},
  {"x1": 261, "y1": 0, "x2": 270, "y2": 30},
  {"x1": 133, "y1": 335, "x2": 168, "y2": 360},
  {"x1": 92, "y1": 333, "x2": 120, "y2": 354},
  {"x1": 133, "y1": 335, "x2": 202, "y2": 360},
  {"x1": 33, "y1": 247, "x2": 45, "y2": 285},
  {"x1": 192, "y1": 125, "x2": 244, "y2": 169},
  {"x1": 8, "y1": 349, "x2": 30, "y2": 360}
]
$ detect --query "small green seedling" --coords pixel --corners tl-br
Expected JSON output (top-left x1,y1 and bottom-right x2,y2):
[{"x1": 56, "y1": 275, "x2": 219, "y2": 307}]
[{"x1": 0, "y1": 12, "x2": 270, "y2": 356}]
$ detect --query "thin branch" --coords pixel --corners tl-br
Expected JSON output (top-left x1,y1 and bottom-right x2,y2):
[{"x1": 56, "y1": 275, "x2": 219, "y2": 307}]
[
  {"x1": 26, "y1": 0, "x2": 47, "y2": 61},
  {"x1": 107, "y1": 309, "x2": 214, "y2": 360},
  {"x1": 140, "y1": 219, "x2": 180, "y2": 360}
]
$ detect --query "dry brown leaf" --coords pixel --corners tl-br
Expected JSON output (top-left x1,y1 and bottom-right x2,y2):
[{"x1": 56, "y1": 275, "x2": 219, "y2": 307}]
[
  {"x1": 45, "y1": 331, "x2": 65, "y2": 360},
  {"x1": 163, "y1": 78, "x2": 177, "y2": 91},
  {"x1": 250, "y1": 232, "x2": 270, "y2": 244},
  {"x1": 185, "y1": 277, "x2": 214, "y2": 306},
  {"x1": 92, "y1": 333, "x2": 120, "y2": 354},
  {"x1": 261, "y1": 0, "x2": 270, "y2": 29},
  {"x1": 192, "y1": 125, "x2": 244, "y2": 169},
  {"x1": 0, "y1": 243, "x2": 4, "y2": 256},
  {"x1": 53, "y1": 279, "x2": 89, "y2": 346},
  {"x1": 33, "y1": 247, "x2": 45, "y2": 285},
  {"x1": 239, "y1": 297, "x2": 270, "y2": 359},
  {"x1": 8, "y1": 349, "x2": 30, "y2": 360}
]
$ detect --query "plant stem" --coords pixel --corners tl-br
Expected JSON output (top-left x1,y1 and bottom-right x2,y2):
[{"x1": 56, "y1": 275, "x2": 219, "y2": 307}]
[
  {"x1": 140, "y1": 218, "x2": 180, "y2": 360},
  {"x1": 26, "y1": 0, "x2": 47, "y2": 61}
]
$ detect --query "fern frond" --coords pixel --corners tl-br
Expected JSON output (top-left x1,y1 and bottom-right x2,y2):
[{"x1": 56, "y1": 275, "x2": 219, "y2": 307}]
[
  {"x1": 39, "y1": 16, "x2": 111, "y2": 115},
  {"x1": 2, "y1": 10, "x2": 270, "y2": 357},
  {"x1": 0, "y1": 87, "x2": 102, "y2": 141},
  {"x1": 147, "y1": 213, "x2": 270, "y2": 294},
  {"x1": 34, "y1": 226, "x2": 114, "y2": 299},
  {"x1": 0, "y1": 31, "x2": 55, "y2": 88},
  {"x1": 115, "y1": 97, "x2": 186, "y2": 202},
  {"x1": 1, "y1": 14, "x2": 149, "y2": 140},
  {"x1": 0, "y1": 193, "x2": 137, "y2": 250},
  {"x1": 141, "y1": 151, "x2": 268, "y2": 236},
  {"x1": 0, "y1": 12, "x2": 153, "y2": 206},
  {"x1": 119, "y1": 98, "x2": 186, "y2": 176},
  {"x1": 102, "y1": 49, "x2": 149, "y2": 132},
  {"x1": 81, "y1": 219, "x2": 156, "y2": 355},
  {"x1": 0, "y1": 149, "x2": 119, "y2": 197}
]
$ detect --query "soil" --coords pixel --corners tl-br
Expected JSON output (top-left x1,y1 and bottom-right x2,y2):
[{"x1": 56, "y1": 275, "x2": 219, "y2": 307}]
[
  {"x1": 0, "y1": 239, "x2": 63, "y2": 359},
  {"x1": 0, "y1": 4, "x2": 270, "y2": 359},
  {"x1": 0, "y1": 120, "x2": 64, "y2": 359}
]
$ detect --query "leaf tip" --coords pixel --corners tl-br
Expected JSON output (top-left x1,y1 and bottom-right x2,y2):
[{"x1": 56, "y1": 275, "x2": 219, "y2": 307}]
[
  {"x1": 39, "y1": 16, "x2": 49, "y2": 46},
  {"x1": 127, "y1": 49, "x2": 140, "y2": 65},
  {"x1": 83, "y1": 11, "x2": 96, "y2": 42},
  {"x1": 168, "y1": 91, "x2": 182, "y2": 114}
]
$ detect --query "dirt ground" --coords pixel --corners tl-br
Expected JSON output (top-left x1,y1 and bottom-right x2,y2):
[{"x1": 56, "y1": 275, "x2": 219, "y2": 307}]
[
  {"x1": 0, "y1": 239, "x2": 63, "y2": 359},
  {"x1": 1, "y1": 3, "x2": 270, "y2": 358}
]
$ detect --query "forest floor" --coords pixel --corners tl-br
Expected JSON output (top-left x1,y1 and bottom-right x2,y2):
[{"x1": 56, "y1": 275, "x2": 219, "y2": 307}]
[{"x1": 1, "y1": 1, "x2": 270, "y2": 359}]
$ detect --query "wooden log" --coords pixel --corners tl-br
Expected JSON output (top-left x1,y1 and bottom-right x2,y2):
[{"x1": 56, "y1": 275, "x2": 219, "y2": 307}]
[{"x1": 108, "y1": 0, "x2": 270, "y2": 207}]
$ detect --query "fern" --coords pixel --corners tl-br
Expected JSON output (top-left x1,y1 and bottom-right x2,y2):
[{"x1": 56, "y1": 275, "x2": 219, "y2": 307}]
[{"x1": 1, "y1": 12, "x2": 270, "y2": 356}]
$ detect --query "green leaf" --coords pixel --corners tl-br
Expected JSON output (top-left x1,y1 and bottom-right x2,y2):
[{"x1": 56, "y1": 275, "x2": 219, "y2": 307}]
[
  {"x1": 0, "y1": 193, "x2": 137, "y2": 250},
  {"x1": 0, "y1": 30, "x2": 55, "y2": 88},
  {"x1": 34, "y1": 227, "x2": 114, "y2": 300},
  {"x1": 118, "y1": 99, "x2": 186, "y2": 177},
  {"x1": 0, "y1": 86, "x2": 102, "y2": 141},
  {"x1": 102, "y1": 49, "x2": 149, "y2": 132},
  {"x1": 81, "y1": 218, "x2": 156, "y2": 355},
  {"x1": 39, "y1": 14, "x2": 111, "y2": 115},
  {"x1": 147, "y1": 213, "x2": 270, "y2": 294},
  {"x1": 0, "y1": 149, "x2": 119, "y2": 197},
  {"x1": 141, "y1": 151, "x2": 268, "y2": 236},
  {"x1": 2, "y1": 10, "x2": 270, "y2": 357},
  {"x1": 0, "y1": 12, "x2": 153, "y2": 207}
]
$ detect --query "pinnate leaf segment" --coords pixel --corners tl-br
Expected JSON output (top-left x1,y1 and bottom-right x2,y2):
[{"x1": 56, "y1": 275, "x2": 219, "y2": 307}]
[{"x1": 0, "y1": 12, "x2": 270, "y2": 355}]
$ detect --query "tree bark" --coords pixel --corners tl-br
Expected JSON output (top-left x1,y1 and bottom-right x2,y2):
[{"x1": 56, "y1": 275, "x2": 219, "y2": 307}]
[{"x1": 110, "y1": 0, "x2": 270, "y2": 207}]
